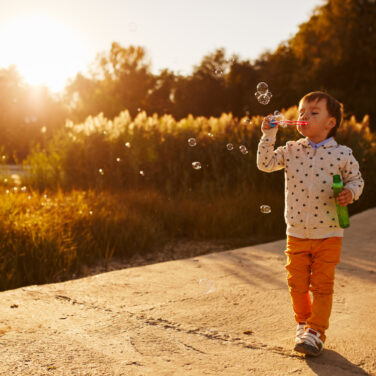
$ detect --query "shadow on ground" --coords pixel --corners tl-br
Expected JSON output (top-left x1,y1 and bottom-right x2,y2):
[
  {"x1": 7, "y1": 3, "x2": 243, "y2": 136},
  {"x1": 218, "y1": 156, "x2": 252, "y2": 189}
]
[{"x1": 305, "y1": 349, "x2": 371, "y2": 375}]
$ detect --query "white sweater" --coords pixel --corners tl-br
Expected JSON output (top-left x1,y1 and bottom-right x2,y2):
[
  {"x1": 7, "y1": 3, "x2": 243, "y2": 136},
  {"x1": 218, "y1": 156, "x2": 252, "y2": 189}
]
[{"x1": 257, "y1": 128, "x2": 364, "y2": 239}]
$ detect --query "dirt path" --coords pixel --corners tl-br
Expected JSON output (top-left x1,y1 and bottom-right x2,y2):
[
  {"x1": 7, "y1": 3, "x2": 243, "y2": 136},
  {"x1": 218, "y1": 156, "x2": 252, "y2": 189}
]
[{"x1": 0, "y1": 209, "x2": 375, "y2": 375}]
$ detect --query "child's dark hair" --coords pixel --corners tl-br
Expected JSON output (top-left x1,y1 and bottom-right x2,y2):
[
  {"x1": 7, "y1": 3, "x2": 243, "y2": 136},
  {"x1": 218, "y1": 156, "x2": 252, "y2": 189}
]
[{"x1": 299, "y1": 91, "x2": 344, "y2": 138}]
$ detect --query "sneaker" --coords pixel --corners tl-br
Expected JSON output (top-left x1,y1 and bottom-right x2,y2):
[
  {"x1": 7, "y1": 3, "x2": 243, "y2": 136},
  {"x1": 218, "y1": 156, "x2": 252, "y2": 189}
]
[
  {"x1": 294, "y1": 328, "x2": 323, "y2": 356},
  {"x1": 295, "y1": 322, "x2": 306, "y2": 344}
]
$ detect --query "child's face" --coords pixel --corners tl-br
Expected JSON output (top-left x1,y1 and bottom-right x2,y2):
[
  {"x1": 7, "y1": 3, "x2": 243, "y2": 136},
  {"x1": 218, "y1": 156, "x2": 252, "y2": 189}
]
[{"x1": 297, "y1": 98, "x2": 336, "y2": 142}]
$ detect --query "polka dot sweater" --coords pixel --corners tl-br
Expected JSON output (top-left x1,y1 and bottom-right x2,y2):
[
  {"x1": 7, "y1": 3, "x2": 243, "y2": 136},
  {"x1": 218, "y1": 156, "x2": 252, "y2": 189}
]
[{"x1": 257, "y1": 128, "x2": 364, "y2": 239}]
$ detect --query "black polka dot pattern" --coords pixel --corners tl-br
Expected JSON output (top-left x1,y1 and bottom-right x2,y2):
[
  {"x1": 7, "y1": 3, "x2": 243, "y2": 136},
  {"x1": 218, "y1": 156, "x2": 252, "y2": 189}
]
[{"x1": 256, "y1": 135, "x2": 364, "y2": 237}]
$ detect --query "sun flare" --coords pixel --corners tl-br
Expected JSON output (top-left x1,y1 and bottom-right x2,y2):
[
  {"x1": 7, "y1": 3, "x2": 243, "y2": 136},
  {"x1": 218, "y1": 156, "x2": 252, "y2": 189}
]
[{"x1": 0, "y1": 14, "x2": 85, "y2": 92}]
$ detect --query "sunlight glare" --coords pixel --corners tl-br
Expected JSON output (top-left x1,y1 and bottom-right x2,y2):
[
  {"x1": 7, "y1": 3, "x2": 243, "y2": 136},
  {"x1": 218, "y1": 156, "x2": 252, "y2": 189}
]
[{"x1": 0, "y1": 15, "x2": 85, "y2": 92}]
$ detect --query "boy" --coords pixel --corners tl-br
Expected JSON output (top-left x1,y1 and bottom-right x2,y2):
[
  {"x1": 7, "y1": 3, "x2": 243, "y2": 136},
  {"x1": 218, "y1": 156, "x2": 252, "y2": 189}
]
[{"x1": 256, "y1": 91, "x2": 364, "y2": 356}]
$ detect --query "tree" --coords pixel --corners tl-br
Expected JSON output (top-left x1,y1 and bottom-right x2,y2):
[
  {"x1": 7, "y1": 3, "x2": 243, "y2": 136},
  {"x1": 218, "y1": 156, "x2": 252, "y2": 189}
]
[{"x1": 65, "y1": 43, "x2": 155, "y2": 120}]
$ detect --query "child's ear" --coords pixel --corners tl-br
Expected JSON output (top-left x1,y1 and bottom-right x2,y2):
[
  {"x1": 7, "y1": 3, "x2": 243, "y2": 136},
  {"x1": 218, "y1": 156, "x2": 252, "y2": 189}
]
[{"x1": 328, "y1": 117, "x2": 336, "y2": 129}]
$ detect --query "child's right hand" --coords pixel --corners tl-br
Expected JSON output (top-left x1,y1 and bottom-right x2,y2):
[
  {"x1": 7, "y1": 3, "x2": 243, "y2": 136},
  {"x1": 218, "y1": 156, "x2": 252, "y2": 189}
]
[{"x1": 262, "y1": 115, "x2": 278, "y2": 132}]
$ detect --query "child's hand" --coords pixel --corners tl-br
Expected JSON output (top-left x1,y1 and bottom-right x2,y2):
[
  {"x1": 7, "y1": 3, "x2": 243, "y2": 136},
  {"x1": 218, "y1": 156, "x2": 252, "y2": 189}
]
[
  {"x1": 336, "y1": 188, "x2": 353, "y2": 206},
  {"x1": 261, "y1": 115, "x2": 278, "y2": 132}
]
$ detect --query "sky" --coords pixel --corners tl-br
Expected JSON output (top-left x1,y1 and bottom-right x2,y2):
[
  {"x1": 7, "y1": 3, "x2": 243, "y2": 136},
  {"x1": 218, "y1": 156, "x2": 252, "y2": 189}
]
[{"x1": 0, "y1": 0, "x2": 324, "y2": 92}]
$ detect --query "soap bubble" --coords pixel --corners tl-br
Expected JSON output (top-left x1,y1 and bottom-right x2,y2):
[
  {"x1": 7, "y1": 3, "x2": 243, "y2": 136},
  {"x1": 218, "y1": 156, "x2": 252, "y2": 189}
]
[
  {"x1": 124, "y1": 142, "x2": 131, "y2": 148},
  {"x1": 192, "y1": 161, "x2": 202, "y2": 170},
  {"x1": 199, "y1": 278, "x2": 216, "y2": 294},
  {"x1": 98, "y1": 169, "x2": 104, "y2": 175},
  {"x1": 226, "y1": 143, "x2": 234, "y2": 151},
  {"x1": 214, "y1": 65, "x2": 224, "y2": 76},
  {"x1": 256, "y1": 82, "x2": 268, "y2": 95},
  {"x1": 260, "y1": 205, "x2": 271, "y2": 214},
  {"x1": 239, "y1": 145, "x2": 248, "y2": 154},
  {"x1": 116, "y1": 157, "x2": 121, "y2": 162},
  {"x1": 188, "y1": 138, "x2": 197, "y2": 147},
  {"x1": 139, "y1": 170, "x2": 145, "y2": 176},
  {"x1": 256, "y1": 92, "x2": 272, "y2": 105},
  {"x1": 272, "y1": 111, "x2": 287, "y2": 127}
]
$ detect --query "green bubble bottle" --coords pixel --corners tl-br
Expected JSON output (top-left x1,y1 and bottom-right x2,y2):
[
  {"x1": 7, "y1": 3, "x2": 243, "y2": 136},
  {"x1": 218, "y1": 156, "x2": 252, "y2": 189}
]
[{"x1": 332, "y1": 174, "x2": 350, "y2": 228}]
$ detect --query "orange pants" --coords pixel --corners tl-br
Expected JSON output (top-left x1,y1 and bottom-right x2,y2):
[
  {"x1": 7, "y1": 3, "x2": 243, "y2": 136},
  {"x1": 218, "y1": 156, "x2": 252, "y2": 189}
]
[{"x1": 285, "y1": 235, "x2": 342, "y2": 342}]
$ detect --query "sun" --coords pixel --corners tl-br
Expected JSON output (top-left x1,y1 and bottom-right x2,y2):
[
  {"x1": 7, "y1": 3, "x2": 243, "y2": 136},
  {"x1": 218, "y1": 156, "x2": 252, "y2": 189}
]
[{"x1": 0, "y1": 14, "x2": 85, "y2": 92}]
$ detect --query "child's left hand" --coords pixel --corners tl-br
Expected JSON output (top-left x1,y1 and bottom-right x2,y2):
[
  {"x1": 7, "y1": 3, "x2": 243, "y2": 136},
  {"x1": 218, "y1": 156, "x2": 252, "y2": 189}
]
[{"x1": 336, "y1": 188, "x2": 353, "y2": 206}]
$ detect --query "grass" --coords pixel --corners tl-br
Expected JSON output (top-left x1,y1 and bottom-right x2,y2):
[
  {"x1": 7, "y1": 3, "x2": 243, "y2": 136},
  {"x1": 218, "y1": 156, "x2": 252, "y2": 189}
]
[{"x1": 0, "y1": 108, "x2": 375, "y2": 291}]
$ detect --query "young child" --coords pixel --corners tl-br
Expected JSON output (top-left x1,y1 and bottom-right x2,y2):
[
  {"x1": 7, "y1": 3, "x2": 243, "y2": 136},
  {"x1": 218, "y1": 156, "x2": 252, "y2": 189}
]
[{"x1": 257, "y1": 91, "x2": 364, "y2": 356}]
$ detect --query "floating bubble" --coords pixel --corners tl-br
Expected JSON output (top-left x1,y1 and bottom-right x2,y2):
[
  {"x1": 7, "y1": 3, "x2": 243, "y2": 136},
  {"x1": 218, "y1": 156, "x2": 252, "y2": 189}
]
[
  {"x1": 199, "y1": 278, "x2": 216, "y2": 294},
  {"x1": 21, "y1": 186, "x2": 27, "y2": 192},
  {"x1": 139, "y1": 170, "x2": 145, "y2": 176},
  {"x1": 260, "y1": 205, "x2": 271, "y2": 214},
  {"x1": 13, "y1": 187, "x2": 18, "y2": 192},
  {"x1": 214, "y1": 67, "x2": 224, "y2": 76},
  {"x1": 207, "y1": 132, "x2": 213, "y2": 137},
  {"x1": 98, "y1": 169, "x2": 104, "y2": 175},
  {"x1": 116, "y1": 157, "x2": 121, "y2": 162},
  {"x1": 256, "y1": 82, "x2": 269, "y2": 95},
  {"x1": 188, "y1": 138, "x2": 197, "y2": 147},
  {"x1": 125, "y1": 142, "x2": 131, "y2": 148},
  {"x1": 192, "y1": 161, "x2": 202, "y2": 170},
  {"x1": 5, "y1": 190, "x2": 9, "y2": 194},
  {"x1": 256, "y1": 93, "x2": 271, "y2": 105},
  {"x1": 89, "y1": 210, "x2": 93, "y2": 215},
  {"x1": 226, "y1": 143, "x2": 234, "y2": 151},
  {"x1": 239, "y1": 145, "x2": 248, "y2": 154}
]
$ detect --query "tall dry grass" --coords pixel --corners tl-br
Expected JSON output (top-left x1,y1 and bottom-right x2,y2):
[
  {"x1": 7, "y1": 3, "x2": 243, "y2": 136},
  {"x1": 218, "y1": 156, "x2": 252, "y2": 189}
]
[{"x1": 0, "y1": 108, "x2": 374, "y2": 290}]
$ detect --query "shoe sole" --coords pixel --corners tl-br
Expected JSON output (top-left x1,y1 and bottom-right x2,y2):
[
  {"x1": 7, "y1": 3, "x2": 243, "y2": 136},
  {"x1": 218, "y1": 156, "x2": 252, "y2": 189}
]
[{"x1": 294, "y1": 342, "x2": 323, "y2": 357}]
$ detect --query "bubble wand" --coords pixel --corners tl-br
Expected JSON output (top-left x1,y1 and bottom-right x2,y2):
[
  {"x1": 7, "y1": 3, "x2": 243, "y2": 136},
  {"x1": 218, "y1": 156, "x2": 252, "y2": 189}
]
[{"x1": 270, "y1": 120, "x2": 308, "y2": 128}]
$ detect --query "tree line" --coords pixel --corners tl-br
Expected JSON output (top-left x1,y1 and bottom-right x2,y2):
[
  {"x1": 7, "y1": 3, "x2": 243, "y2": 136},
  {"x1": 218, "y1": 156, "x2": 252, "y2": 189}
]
[{"x1": 0, "y1": 0, "x2": 375, "y2": 161}]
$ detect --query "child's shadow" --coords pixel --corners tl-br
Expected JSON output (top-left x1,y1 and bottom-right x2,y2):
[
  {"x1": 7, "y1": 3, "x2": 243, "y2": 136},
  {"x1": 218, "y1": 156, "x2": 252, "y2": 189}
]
[{"x1": 305, "y1": 349, "x2": 371, "y2": 375}]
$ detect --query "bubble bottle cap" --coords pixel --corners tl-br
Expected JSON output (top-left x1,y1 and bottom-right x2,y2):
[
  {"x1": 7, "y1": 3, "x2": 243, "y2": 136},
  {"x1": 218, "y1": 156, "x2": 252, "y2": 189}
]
[{"x1": 333, "y1": 174, "x2": 341, "y2": 183}]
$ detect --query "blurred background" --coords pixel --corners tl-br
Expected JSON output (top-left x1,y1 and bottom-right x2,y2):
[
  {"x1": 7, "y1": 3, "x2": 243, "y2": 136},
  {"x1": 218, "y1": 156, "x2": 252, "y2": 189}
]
[{"x1": 0, "y1": 0, "x2": 375, "y2": 290}]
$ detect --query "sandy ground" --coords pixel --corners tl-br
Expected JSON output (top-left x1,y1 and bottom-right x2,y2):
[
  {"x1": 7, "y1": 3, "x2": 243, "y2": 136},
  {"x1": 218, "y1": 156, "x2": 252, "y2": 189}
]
[{"x1": 0, "y1": 209, "x2": 375, "y2": 376}]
